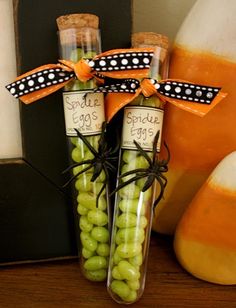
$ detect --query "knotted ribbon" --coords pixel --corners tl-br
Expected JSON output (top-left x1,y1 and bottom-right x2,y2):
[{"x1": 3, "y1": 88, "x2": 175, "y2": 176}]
[{"x1": 6, "y1": 48, "x2": 227, "y2": 120}]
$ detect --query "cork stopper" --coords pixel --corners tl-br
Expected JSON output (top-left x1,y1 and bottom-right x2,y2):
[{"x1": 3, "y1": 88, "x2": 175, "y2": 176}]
[
  {"x1": 132, "y1": 32, "x2": 169, "y2": 50},
  {"x1": 57, "y1": 13, "x2": 100, "y2": 47},
  {"x1": 56, "y1": 13, "x2": 99, "y2": 30}
]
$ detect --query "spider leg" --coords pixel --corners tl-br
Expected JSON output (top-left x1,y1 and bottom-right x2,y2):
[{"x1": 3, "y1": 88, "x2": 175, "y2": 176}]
[
  {"x1": 91, "y1": 163, "x2": 103, "y2": 182},
  {"x1": 163, "y1": 141, "x2": 170, "y2": 164},
  {"x1": 63, "y1": 164, "x2": 94, "y2": 187},
  {"x1": 74, "y1": 128, "x2": 98, "y2": 156},
  {"x1": 110, "y1": 173, "x2": 146, "y2": 196},
  {"x1": 152, "y1": 176, "x2": 166, "y2": 210},
  {"x1": 62, "y1": 159, "x2": 95, "y2": 174},
  {"x1": 142, "y1": 174, "x2": 155, "y2": 192},
  {"x1": 158, "y1": 173, "x2": 168, "y2": 186}
]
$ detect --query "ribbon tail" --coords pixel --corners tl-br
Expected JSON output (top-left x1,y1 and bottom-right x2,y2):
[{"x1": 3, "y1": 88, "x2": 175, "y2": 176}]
[
  {"x1": 161, "y1": 91, "x2": 227, "y2": 117},
  {"x1": 6, "y1": 64, "x2": 75, "y2": 104}
]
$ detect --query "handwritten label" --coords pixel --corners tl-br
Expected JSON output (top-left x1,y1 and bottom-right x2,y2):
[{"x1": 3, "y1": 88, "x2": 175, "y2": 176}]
[
  {"x1": 63, "y1": 91, "x2": 105, "y2": 136},
  {"x1": 121, "y1": 106, "x2": 164, "y2": 152}
]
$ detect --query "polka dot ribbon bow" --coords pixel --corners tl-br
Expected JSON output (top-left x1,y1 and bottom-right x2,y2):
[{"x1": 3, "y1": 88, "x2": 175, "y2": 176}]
[{"x1": 6, "y1": 47, "x2": 226, "y2": 118}]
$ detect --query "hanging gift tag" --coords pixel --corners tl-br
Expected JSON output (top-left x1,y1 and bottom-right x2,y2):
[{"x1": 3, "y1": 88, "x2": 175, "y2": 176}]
[
  {"x1": 121, "y1": 106, "x2": 164, "y2": 152},
  {"x1": 63, "y1": 91, "x2": 105, "y2": 136}
]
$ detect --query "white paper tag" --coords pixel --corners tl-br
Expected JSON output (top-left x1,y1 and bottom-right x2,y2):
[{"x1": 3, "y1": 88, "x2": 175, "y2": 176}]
[
  {"x1": 63, "y1": 91, "x2": 105, "y2": 136},
  {"x1": 121, "y1": 106, "x2": 164, "y2": 152}
]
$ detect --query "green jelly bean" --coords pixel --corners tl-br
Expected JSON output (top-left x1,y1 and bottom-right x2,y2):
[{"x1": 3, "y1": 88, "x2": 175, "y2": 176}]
[
  {"x1": 116, "y1": 227, "x2": 145, "y2": 244},
  {"x1": 136, "y1": 177, "x2": 146, "y2": 189},
  {"x1": 119, "y1": 199, "x2": 145, "y2": 215},
  {"x1": 118, "y1": 183, "x2": 140, "y2": 199},
  {"x1": 73, "y1": 164, "x2": 91, "y2": 177},
  {"x1": 96, "y1": 243, "x2": 110, "y2": 257},
  {"x1": 112, "y1": 266, "x2": 123, "y2": 280},
  {"x1": 70, "y1": 48, "x2": 83, "y2": 62},
  {"x1": 127, "y1": 279, "x2": 140, "y2": 291},
  {"x1": 79, "y1": 215, "x2": 93, "y2": 232},
  {"x1": 124, "y1": 290, "x2": 138, "y2": 302},
  {"x1": 84, "y1": 269, "x2": 107, "y2": 282},
  {"x1": 70, "y1": 137, "x2": 79, "y2": 147},
  {"x1": 91, "y1": 182, "x2": 106, "y2": 196},
  {"x1": 110, "y1": 280, "x2": 130, "y2": 300},
  {"x1": 87, "y1": 209, "x2": 108, "y2": 226},
  {"x1": 129, "y1": 253, "x2": 143, "y2": 267},
  {"x1": 75, "y1": 174, "x2": 92, "y2": 192},
  {"x1": 122, "y1": 150, "x2": 138, "y2": 164},
  {"x1": 84, "y1": 150, "x2": 94, "y2": 161},
  {"x1": 117, "y1": 243, "x2": 142, "y2": 258},
  {"x1": 143, "y1": 95, "x2": 162, "y2": 107},
  {"x1": 116, "y1": 213, "x2": 138, "y2": 228},
  {"x1": 84, "y1": 50, "x2": 97, "y2": 59},
  {"x1": 117, "y1": 260, "x2": 140, "y2": 281},
  {"x1": 139, "y1": 216, "x2": 148, "y2": 229},
  {"x1": 121, "y1": 164, "x2": 135, "y2": 182},
  {"x1": 71, "y1": 147, "x2": 82, "y2": 162},
  {"x1": 91, "y1": 226, "x2": 109, "y2": 243},
  {"x1": 82, "y1": 247, "x2": 94, "y2": 259},
  {"x1": 77, "y1": 203, "x2": 89, "y2": 216},
  {"x1": 84, "y1": 255, "x2": 108, "y2": 271},
  {"x1": 113, "y1": 249, "x2": 123, "y2": 265},
  {"x1": 80, "y1": 231, "x2": 97, "y2": 252},
  {"x1": 77, "y1": 193, "x2": 107, "y2": 210}
]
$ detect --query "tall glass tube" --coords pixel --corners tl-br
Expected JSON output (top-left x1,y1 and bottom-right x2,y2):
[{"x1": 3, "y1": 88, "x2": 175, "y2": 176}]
[
  {"x1": 57, "y1": 14, "x2": 110, "y2": 282},
  {"x1": 107, "y1": 32, "x2": 169, "y2": 303}
]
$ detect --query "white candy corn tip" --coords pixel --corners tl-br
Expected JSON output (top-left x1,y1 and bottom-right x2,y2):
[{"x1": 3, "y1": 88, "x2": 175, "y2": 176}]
[{"x1": 209, "y1": 151, "x2": 236, "y2": 192}]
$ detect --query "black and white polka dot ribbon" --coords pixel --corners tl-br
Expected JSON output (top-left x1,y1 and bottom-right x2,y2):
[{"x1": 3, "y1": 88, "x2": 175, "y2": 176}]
[
  {"x1": 5, "y1": 47, "x2": 225, "y2": 110},
  {"x1": 94, "y1": 78, "x2": 221, "y2": 104}
]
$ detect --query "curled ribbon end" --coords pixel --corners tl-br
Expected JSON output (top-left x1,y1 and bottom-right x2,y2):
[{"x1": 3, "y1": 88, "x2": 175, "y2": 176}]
[
  {"x1": 140, "y1": 78, "x2": 157, "y2": 97},
  {"x1": 74, "y1": 59, "x2": 93, "y2": 82}
]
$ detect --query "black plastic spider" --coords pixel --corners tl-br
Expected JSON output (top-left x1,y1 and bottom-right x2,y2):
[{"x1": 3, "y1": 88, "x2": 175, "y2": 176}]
[
  {"x1": 63, "y1": 122, "x2": 119, "y2": 206},
  {"x1": 111, "y1": 130, "x2": 170, "y2": 210}
]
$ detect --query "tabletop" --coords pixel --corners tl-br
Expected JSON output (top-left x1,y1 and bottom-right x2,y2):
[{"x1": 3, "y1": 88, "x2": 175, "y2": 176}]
[{"x1": 0, "y1": 234, "x2": 235, "y2": 308}]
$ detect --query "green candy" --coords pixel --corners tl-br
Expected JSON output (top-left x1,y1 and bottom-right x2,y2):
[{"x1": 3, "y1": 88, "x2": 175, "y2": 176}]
[
  {"x1": 116, "y1": 213, "x2": 138, "y2": 228},
  {"x1": 75, "y1": 174, "x2": 92, "y2": 192},
  {"x1": 96, "y1": 243, "x2": 110, "y2": 257},
  {"x1": 84, "y1": 255, "x2": 108, "y2": 271},
  {"x1": 117, "y1": 260, "x2": 140, "y2": 281},
  {"x1": 91, "y1": 182, "x2": 106, "y2": 196},
  {"x1": 122, "y1": 150, "x2": 139, "y2": 163},
  {"x1": 77, "y1": 203, "x2": 89, "y2": 216},
  {"x1": 112, "y1": 266, "x2": 124, "y2": 280},
  {"x1": 87, "y1": 209, "x2": 108, "y2": 226},
  {"x1": 127, "y1": 279, "x2": 140, "y2": 291},
  {"x1": 113, "y1": 249, "x2": 123, "y2": 265},
  {"x1": 139, "y1": 216, "x2": 148, "y2": 229},
  {"x1": 110, "y1": 280, "x2": 130, "y2": 300},
  {"x1": 91, "y1": 226, "x2": 109, "y2": 243},
  {"x1": 119, "y1": 199, "x2": 145, "y2": 215},
  {"x1": 70, "y1": 48, "x2": 83, "y2": 62},
  {"x1": 71, "y1": 147, "x2": 82, "y2": 162},
  {"x1": 116, "y1": 227, "x2": 145, "y2": 244},
  {"x1": 129, "y1": 253, "x2": 143, "y2": 267},
  {"x1": 79, "y1": 215, "x2": 93, "y2": 232},
  {"x1": 116, "y1": 243, "x2": 142, "y2": 259},
  {"x1": 124, "y1": 290, "x2": 138, "y2": 302},
  {"x1": 77, "y1": 193, "x2": 107, "y2": 210},
  {"x1": 82, "y1": 247, "x2": 94, "y2": 259},
  {"x1": 80, "y1": 231, "x2": 97, "y2": 252},
  {"x1": 118, "y1": 183, "x2": 140, "y2": 199},
  {"x1": 84, "y1": 269, "x2": 107, "y2": 281}
]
